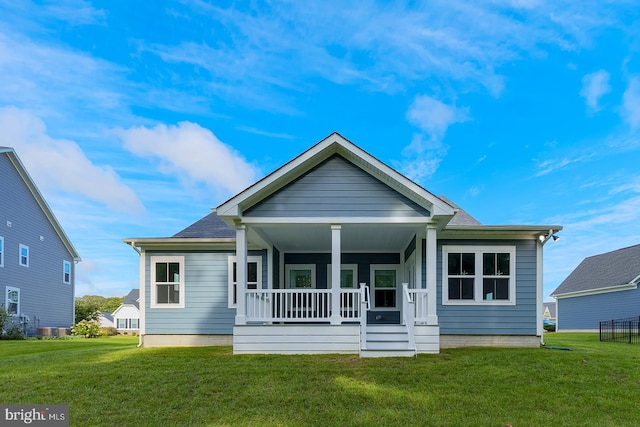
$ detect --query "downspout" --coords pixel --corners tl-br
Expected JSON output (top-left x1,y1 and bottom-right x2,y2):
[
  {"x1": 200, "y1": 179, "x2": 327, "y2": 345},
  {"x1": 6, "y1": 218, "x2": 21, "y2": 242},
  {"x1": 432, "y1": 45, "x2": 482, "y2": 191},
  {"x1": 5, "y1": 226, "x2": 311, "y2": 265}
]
[{"x1": 127, "y1": 241, "x2": 144, "y2": 348}]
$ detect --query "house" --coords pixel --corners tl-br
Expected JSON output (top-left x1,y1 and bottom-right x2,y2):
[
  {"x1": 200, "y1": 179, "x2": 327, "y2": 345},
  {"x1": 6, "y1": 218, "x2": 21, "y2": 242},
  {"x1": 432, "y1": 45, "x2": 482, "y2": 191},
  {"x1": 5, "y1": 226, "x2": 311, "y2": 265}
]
[
  {"x1": 99, "y1": 311, "x2": 114, "y2": 328},
  {"x1": 551, "y1": 244, "x2": 640, "y2": 331},
  {"x1": 124, "y1": 133, "x2": 561, "y2": 356},
  {"x1": 112, "y1": 289, "x2": 140, "y2": 332},
  {"x1": 1, "y1": 147, "x2": 80, "y2": 334},
  {"x1": 543, "y1": 301, "x2": 556, "y2": 321}
]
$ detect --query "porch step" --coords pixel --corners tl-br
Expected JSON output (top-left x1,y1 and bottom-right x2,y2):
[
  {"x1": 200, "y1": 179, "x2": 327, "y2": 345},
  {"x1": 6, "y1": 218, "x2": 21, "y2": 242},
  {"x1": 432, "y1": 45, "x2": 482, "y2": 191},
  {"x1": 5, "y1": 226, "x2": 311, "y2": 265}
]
[{"x1": 361, "y1": 324, "x2": 416, "y2": 357}]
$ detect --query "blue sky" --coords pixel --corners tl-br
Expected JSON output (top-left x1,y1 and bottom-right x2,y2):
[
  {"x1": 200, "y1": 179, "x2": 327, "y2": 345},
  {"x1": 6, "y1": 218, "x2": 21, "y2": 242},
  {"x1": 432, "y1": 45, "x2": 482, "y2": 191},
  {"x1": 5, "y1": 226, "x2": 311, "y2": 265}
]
[{"x1": 1, "y1": 1, "x2": 640, "y2": 300}]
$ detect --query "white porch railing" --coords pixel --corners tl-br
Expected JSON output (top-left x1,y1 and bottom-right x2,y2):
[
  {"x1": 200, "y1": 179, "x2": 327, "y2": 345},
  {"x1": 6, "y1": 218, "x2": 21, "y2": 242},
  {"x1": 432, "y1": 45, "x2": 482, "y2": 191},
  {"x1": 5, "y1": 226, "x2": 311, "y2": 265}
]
[
  {"x1": 359, "y1": 283, "x2": 370, "y2": 350},
  {"x1": 406, "y1": 288, "x2": 429, "y2": 324},
  {"x1": 402, "y1": 283, "x2": 416, "y2": 351},
  {"x1": 245, "y1": 288, "x2": 362, "y2": 323}
]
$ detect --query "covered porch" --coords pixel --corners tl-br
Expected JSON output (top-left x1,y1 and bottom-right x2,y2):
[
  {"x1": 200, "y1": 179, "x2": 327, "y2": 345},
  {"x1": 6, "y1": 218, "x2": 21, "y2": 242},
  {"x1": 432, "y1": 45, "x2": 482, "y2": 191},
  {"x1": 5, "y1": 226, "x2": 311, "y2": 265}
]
[{"x1": 232, "y1": 221, "x2": 441, "y2": 356}]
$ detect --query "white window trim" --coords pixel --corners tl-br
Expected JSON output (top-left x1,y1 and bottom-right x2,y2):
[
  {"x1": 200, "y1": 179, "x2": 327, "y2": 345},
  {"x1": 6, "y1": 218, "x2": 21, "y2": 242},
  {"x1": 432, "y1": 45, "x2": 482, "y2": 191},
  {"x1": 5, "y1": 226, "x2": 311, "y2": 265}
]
[
  {"x1": 370, "y1": 264, "x2": 400, "y2": 310},
  {"x1": 19, "y1": 244, "x2": 29, "y2": 267},
  {"x1": 442, "y1": 245, "x2": 516, "y2": 306},
  {"x1": 0, "y1": 236, "x2": 4, "y2": 267},
  {"x1": 63, "y1": 260, "x2": 71, "y2": 284},
  {"x1": 285, "y1": 264, "x2": 316, "y2": 289},
  {"x1": 227, "y1": 255, "x2": 263, "y2": 308},
  {"x1": 150, "y1": 256, "x2": 185, "y2": 309},
  {"x1": 327, "y1": 264, "x2": 358, "y2": 288},
  {"x1": 6, "y1": 286, "x2": 20, "y2": 316}
]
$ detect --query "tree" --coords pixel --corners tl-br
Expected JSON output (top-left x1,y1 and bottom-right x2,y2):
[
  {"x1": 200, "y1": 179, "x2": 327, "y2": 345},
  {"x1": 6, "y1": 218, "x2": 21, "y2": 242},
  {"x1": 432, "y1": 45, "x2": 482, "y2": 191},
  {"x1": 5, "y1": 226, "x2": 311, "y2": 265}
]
[{"x1": 74, "y1": 295, "x2": 124, "y2": 323}]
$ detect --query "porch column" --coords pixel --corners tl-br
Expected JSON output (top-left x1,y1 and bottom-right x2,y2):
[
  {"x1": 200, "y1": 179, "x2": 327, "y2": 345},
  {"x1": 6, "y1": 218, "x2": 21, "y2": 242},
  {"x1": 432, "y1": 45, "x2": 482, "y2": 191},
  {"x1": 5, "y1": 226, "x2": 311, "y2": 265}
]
[
  {"x1": 330, "y1": 224, "x2": 342, "y2": 325},
  {"x1": 235, "y1": 223, "x2": 247, "y2": 325},
  {"x1": 426, "y1": 223, "x2": 438, "y2": 325}
]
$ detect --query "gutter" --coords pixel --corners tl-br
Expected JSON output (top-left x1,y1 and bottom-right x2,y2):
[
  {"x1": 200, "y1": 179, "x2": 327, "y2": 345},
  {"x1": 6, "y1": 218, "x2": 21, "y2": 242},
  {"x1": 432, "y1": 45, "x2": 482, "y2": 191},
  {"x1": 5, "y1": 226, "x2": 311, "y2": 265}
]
[{"x1": 126, "y1": 241, "x2": 144, "y2": 348}]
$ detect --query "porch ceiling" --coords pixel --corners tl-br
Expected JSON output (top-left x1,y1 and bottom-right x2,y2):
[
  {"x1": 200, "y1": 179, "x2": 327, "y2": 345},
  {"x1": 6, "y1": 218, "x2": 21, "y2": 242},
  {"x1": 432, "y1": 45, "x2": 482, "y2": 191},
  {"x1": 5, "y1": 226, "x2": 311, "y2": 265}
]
[{"x1": 254, "y1": 223, "x2": 419, "y2": 252}]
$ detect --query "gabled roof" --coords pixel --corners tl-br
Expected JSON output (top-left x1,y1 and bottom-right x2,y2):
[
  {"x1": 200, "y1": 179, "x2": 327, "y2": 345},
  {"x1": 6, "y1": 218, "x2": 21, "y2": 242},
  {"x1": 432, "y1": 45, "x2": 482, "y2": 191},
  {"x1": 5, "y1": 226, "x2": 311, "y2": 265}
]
[
  {"x1": 122, "y1": 289, "x2": 140, "y2": 309},
  {"x1": 216, "y1": 132, "x2": 456, "y2": 223},
  {"x1": 439, "y1": 196, "x2": 481, "y2": 226},
  {"x1": 552, "y1": 244, "x2": 640, "y2": 297},
  {"x1": 0, "y1": 147, "x2": 80, "y2": 261}
]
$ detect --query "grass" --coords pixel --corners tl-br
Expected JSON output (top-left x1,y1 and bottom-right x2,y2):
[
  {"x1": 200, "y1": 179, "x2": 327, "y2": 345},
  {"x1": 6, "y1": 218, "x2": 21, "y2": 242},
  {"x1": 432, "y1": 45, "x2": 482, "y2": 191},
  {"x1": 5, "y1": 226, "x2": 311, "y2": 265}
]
[{"x1": 1, "y1": 333, "x2": 639, "y2": 426}]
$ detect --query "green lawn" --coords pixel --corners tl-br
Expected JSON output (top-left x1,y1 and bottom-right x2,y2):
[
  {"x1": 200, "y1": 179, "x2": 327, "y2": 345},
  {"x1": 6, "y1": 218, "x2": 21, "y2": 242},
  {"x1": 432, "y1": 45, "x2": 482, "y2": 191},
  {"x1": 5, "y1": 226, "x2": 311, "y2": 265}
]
[{"x1": 1, "y1": 333, "x2": 639, "y2": 426}]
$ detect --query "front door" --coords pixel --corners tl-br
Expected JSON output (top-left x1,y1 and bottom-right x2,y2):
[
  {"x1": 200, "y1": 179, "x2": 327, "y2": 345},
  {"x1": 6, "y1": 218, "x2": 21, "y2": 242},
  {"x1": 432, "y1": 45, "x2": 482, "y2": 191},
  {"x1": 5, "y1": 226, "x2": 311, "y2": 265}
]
[{"x1": 369, "y1": 265, "x2": 400, "y2": 324}]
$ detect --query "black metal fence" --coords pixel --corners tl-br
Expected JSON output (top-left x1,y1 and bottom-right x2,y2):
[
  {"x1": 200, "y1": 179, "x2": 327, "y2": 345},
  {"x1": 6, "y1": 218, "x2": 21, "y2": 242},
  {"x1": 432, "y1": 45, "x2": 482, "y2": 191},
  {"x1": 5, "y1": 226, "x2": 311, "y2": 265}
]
[{"x1": 600, "y1": 316, "x2": 640, "y2": 344}]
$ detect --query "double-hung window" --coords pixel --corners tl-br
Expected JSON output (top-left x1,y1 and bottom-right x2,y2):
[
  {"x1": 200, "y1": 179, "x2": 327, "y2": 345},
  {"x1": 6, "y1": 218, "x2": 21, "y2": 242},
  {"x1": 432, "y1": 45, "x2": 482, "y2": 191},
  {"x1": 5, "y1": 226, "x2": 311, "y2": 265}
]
[
  {"x1": 19, "y1": 244, "x2": 29, "y2": 267},
  {"x1": 443, "y1": 246, "x2": 516, "y2": 305},
  {"x1": 63, "y1": 260, "x2": 72, "y2": 284},
  {"x1": 228, "y1": 256, "x2": 262, "y2": 308},
  {"x1": 150, "y1": 256, "x2": 185, "y2": 308},
  {"x1": 6, "y1": 286, "x2": 20, "y2": 315}
]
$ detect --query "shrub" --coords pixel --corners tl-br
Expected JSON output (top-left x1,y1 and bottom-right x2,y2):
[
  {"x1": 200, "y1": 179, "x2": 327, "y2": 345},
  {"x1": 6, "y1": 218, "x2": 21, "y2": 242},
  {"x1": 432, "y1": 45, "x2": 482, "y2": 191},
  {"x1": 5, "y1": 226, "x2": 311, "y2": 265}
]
[
  {"x1": 71, "y1": 319, "x2": 101, "y2": 338},
  {"x1": 100, "y1": 327, "x2": 118, "y2": 337},
  {"x1": 0, "y1": 307, "x2": 25, "y2": 340}
]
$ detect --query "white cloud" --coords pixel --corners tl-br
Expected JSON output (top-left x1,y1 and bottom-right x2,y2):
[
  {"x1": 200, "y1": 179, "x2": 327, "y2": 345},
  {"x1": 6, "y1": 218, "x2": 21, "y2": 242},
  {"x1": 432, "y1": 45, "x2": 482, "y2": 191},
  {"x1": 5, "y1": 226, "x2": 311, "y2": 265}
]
[
  {"x1": 406, "y1": 95, "x2": 469, "y2": 142},
  {"x1": 580, "y1": 70, "x2": 610, "y2": 111},
  {"x1": 622, "y1": 77, "x2": 640, "y2": 129},
  {"x1": 118, "y1": 121, "x2": 259, "y2": 197},
  {"x1": 0, "y1": 107, "x2": 144, "y2": 214}
]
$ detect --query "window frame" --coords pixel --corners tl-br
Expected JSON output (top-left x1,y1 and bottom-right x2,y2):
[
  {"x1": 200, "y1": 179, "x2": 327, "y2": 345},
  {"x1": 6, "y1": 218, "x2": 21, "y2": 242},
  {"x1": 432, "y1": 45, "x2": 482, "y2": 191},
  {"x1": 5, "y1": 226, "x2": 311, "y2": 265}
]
[
  {"x1": 6, "y1": 286, "x2": 20, "y2": 316},
  {"x1": 442, "y1": 245, "x2": 516, "y2": 306},
  {"x1": 63, "y1": 260, "x2": 71, "y2": 284},
  {"x1": 150, "y1": 256, "x2": 185, "y2": 309},
  {"x1": 19, "y1": 244, "x2": 29, "y2": 267},
  {"x1": 327, "y1": 264, "x2": 359, "y2": 288},
  {"x1": 285, "y1": 264, "x2": 316, "y2": 289},
  {"x1": 227, "y1": 255, "x2": 263, "y2": 308},
  {"x1": 0, "y1": 236, "x2": 4, "y2": 267}
]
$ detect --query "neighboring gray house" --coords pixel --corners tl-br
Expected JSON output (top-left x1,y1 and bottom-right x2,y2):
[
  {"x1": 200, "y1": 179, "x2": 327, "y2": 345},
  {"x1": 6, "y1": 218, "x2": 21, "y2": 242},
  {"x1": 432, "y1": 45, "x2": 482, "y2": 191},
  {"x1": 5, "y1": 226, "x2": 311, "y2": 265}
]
[
  {"x1": 99, "y1": 311, "x2": 114, "y2": 328},
  {"x1": 1, "y1": 147, "x2": 80, "y2": 332},
  {"x1": 551, "y1": 244, "x2": 640, "y2": 331},
  {"x1": 125, "y1": 133, "x2": 561, "y2": 356},
  {"x1": 112, "y1": 289, "x2": 140, "y2": 332}
]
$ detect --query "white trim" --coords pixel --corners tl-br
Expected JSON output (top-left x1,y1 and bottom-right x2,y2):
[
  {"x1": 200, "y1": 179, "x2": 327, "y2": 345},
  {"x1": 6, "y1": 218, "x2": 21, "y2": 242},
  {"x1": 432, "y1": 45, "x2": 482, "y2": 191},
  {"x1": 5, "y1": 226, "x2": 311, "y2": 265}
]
[
  {"x1": 227, "y1": 255, "x2": 263, "y2": 308},
  {"x1": 19, "y1": 244, "x2": 29, "y2": 267},
  {"x1": 553, "y1": 282, "x2": 638, "y2": 299},
  {"x1": 6, "y1": 286, "x2": 20, "y2": 315},
  {"x1": 0, "y1": 236, "x2": 4, "y2": 267},
  {"x1": 536, "y1": 241, "x2": 543, "y2": 337},
  {"x1": 442, "y1": 245, "x2": 517, "y2": 306},
  {"x1": 285, "y1": 264, "x2": 316, "y2": 289},
  {"x1": 149, "y1": 256, "x2": 185, "y2": 309},
  {"x1": 63, "y1": 260, "x2": 71, "y2": 284},
  {"x1": 139, "y1": 249, "x2": 146, "y2": 335},
  {"x1": 369, "y1": 264, "x2": 400, "y2": 310},
  {"x1": 239, "y1": 217, "x2": 438, "y2": 225}
]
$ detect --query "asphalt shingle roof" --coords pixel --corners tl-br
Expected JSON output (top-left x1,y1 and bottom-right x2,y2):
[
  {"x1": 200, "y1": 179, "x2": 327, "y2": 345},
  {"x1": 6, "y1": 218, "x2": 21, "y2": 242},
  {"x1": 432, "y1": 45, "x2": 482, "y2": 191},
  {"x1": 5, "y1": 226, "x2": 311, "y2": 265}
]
[
  {"x1": 439, "y1": 196, "x2": 482, "y2": 226},
  {"x1": 172, "y1": 212, "x2": 235, "y2": 239},
  {"x1": 552, "y1": 244, "x2": 640, "y2": 296},
  {"x1": 122, "y1": 289, "x2": 140, "y2": 309}
]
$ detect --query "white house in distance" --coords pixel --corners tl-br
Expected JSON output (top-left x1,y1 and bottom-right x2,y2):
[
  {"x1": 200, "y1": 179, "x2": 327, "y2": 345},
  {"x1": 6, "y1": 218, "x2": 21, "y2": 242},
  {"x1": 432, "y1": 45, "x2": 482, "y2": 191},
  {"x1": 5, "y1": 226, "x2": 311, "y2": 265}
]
[
  {"x1": 112, "y1": 289, "x2": 140, "y2": 333},
  {"x1": 124, "y1": 133, "x2": 561, "y2": 357}
]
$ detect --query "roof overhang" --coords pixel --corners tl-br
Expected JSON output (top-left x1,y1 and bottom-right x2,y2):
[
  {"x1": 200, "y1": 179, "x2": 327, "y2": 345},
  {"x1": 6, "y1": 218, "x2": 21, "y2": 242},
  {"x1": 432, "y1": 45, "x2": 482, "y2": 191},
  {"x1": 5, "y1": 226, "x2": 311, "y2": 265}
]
[
  {"x1": 552, "y1": 273, "x2": 640, "y2": 299},
  {"x1": 439, "y1": 225, "x2": 563, "y2": 240},
  {"x1": 2, "y1": 147, "x2": 80, "y2": 261},
  {"x1": 215, "y1": 133, "x2": 456, "y2": 226},
  {"x1": 123, "y1": 237, "x2": 243, "y2": 252}
]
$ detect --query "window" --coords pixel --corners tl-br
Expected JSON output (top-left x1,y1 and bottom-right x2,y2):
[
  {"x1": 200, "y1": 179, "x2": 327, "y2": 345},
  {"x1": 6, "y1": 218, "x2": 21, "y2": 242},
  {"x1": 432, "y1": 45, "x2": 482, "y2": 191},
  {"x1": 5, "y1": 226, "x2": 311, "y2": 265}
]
[
  {"x1": 150, "y1": 256, "x2": 185, "y2": 308},
  {"x1": 371, "y1": 266, "x2": 399, "y2": 308},
  {"x1": 63, "y1": 260, "x2": 71, "y2": 284},
  {"x1": 328, "y1": 264, "x2": 358, "y2": 288},
  {"x1": 285, "y1": 264, "x2": 316, "y2": 289},
  {"x1": 117, "y1": 318, "x2": 127, "y2": 329},
  {"x1": 19, "y1": 244, "x2": 29, "y2": 267},
  {"x1": 6, "y1": 286, "x2": 20, "y2": 315},
  {"x1": 131, "y1": 318, "x2": 139, "y2": 329},
  {"x1": 443, "y1": 246, "x2": 516, "y2": 305},
  {"x1": 0, "y1": 236, "x2": 4, "y2": 267},
  {"x1": 228, "y1": 256, "x2": 262, "y2": 308}
]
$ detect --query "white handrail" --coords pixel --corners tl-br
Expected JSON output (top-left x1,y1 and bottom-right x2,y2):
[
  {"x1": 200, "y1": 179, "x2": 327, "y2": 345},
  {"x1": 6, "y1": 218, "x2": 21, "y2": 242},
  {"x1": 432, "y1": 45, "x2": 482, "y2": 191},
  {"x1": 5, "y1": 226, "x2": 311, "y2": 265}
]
[
  {"x1": 402, "y1": 283, "x2": 416, "y2": 351},
  {"x1": 359, "y1": 283, "x2": 370, "y2": 350}
]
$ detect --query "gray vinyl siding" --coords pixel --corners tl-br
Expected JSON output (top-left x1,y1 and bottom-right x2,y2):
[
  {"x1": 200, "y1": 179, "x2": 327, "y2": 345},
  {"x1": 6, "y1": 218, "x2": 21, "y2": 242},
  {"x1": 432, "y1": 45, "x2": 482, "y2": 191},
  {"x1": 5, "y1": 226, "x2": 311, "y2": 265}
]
[
  {"x1": 0, "y1": 154, "x2": 75, "y2": 329},
  {"x1": 431, "y1": 239, "x2": 538, "y2": 335},
  {"x1": 244, "y1": 156, "x2": 431, "y2": 218},
  {"x1": 144, "y1": 250, "x2": 267, "y2": 335},
  {"x1": 557, "y1": 288, "x2": 640, "y2": 331}
]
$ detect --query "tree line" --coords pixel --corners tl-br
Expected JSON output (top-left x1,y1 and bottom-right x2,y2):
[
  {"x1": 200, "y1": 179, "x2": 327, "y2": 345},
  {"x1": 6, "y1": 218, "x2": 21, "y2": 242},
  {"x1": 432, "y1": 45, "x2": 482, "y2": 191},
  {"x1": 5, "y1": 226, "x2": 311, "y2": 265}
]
[{"x1": 75, "y1": 295, "x2": 124, "y2": 324}]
